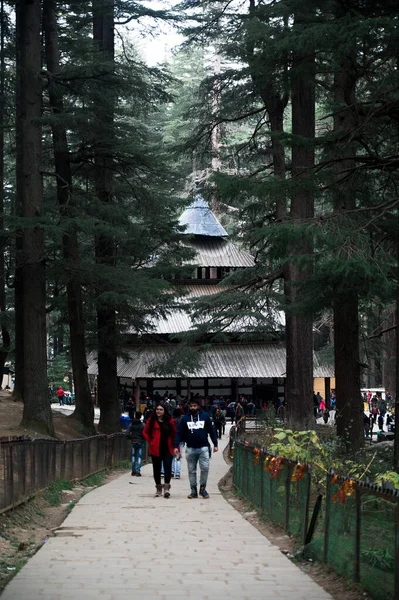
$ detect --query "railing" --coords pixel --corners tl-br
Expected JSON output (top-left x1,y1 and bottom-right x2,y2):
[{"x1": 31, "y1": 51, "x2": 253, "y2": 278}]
[
  {"x1": 233, "y1": 442, "x2": 311, "y2": 544},
  {"x1": 0, "y1": 433, "x2": 141, "y2": 514},
  {"x1": 233, "y1": 442, "x2": 399, "y2": 600}
]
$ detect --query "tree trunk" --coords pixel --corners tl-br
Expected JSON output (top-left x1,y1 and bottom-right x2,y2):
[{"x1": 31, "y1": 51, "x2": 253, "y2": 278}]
[
  {"x1": 333, "y1": 55, "x2": 363, "y2": 452},
  {"x1": 43, "y1": 0, "x2": 94, "y2": 434},
  {"x1": 13, "y1": 0, "x2": 24, "y2": 402},
  {"x1": 382, "y1": 308, "x2": 396, "y2": 398},
  {"x1": 17, "y1": 0, "x2": 54, "y2": 435},
  {"x1": 93, "y1": 0, "x2": 120, "y2": 434},
  {"x1": 285, "y1": 13, "x2": 315, "y2": 430},
  {"x1": 0, "y1": 0, "x2": 10, "y2": 383},
  {"x1": 394, "y1": 215, "x2": 399, "y2": 472}
]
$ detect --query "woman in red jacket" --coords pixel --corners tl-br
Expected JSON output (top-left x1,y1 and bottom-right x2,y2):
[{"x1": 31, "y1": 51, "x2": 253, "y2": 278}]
[{"x1": 143, "y1": 403, "x2": 176, "y2": 498}]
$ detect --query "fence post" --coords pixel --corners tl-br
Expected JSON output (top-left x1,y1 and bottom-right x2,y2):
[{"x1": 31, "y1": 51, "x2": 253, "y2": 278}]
[
  {"x1": 269, "y1": 466, "x2": 273, "y2": 520},
  {"x1": 284, "y1": 463, "x2": 291, "y2": 533},
  {"x1": 303, "y1": 469, "x2": 311, "y2": 546},
  {"x1": 245, "y1": 447, "x2": 249, "y2": 496},
  {"x1": 31, "y1": 441, "x2": 36, "y2": 492},
  {"x1": 8, "y1": 445, "x2": 14, "y2": 506},
  {"x1": 395, "y1": 503, "x2": 399, "y2": 600},
  {"x1": 61, "y1": 441, "x2": 66, "y2": 479},
  {"x1": 21, "y1": 442, "x2": 26, "y2": 498},
  {"x1": 323, "y1": 473, "x2": 331, "y2": 564},
  {"x1": 260, "y1": 454, "x2": 264, "y2": 512},
  {"x1": 354, "y1": 487, "x2": 361, "y2": 583}
]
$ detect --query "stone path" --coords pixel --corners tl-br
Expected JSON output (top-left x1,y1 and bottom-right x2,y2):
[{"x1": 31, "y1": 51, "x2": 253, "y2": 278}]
[{"x1": 2, "y1": 440, "x2": 332, "y2": 600}]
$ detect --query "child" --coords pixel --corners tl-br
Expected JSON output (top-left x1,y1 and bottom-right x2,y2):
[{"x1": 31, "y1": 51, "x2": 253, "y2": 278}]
[{"x1": 127, "y1": 411, "x2": 145, "y2": 476}]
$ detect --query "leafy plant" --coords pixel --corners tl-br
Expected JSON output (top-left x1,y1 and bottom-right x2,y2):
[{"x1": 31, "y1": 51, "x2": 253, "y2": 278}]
[
  {"x1": 42, "y1": 479, "x2": 73, "y2": 506},
  {"x1": 361, "y1": 548, "x2": 395, "y2": 571},
  {"x1": 374, "y1": 471, "x2": 399, "y2": 490}
]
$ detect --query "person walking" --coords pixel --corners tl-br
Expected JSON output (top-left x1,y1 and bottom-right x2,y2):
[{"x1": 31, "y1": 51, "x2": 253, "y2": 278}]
[
  {"x1": 213, "y1": 406, "x2": 225, "y2": 440},
  {"x1": 127, "y1": 411, "x2": 145, "y2": 476},
  {"x1": 174, "y1": 398, "x2": 218, "y2": 500},
  {"x1": 56, "y1": 386, "x2": 64, "y2": 406},
  {"x1": 171, "y1": 408, "x2": 184, "y2": 479},
  {"x1": 143, "y1": 403, "x2": 176, "y2": 498}
]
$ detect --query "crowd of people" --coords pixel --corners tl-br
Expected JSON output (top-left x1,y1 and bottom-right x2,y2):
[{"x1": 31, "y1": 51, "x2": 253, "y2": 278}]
[
  {"x1": 121, "y1": 388, "x2": 257, "y2": 425},
  {"x1": 126, "y1": 398, "x2": 219, "y2": 500},
  {"x1": 312, "y1": 390, "x2": 336, "y2": 424},
  {"x1": 54, "y1": 385, "x2": 75, "y2": 406},
  {"x1": 362, "y1": 391, "x2": 395, "y2": 438}
]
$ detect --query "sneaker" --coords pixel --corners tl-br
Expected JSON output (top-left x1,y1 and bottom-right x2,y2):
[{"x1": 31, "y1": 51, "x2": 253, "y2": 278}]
[
  {"x1": 136, "y1": 473, "x2": 142, "y2": 477},
  {"x1": 175, "y1": 475, "x2": 180, "y2": 479},
  {"x1": 131, "y1": 472, "x2": 136, "y2": 476},
  {"x1": 188, "y1": 488, "x2": 198, "y2": 499},
  {"x1": 199, "y1": 486, "x2": 209, "y2": 499}
]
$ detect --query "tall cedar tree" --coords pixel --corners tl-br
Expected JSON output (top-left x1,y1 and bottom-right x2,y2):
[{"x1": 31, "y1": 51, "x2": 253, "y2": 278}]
[
  {"x1": 16, "y1": 0, "x2": 54, "y2": 435},
  {"x1": 285, "y1": 7, "x2": 315, "y2": 430},
  {"x1": 178, "y1": 0, "x2": 316, "y2": 427},
  {"x1": 0, "y1": 0, "x2": 10, "y2": 381},
  {"x1": 43, "y1": 0, "x2": 95, "y2": 433},
  {"x1": 332, "y1": 49, "x2": 363, "y2": 451},
  {"x1": 92, "y1": 0, "x2": 120, "y2": 433}
]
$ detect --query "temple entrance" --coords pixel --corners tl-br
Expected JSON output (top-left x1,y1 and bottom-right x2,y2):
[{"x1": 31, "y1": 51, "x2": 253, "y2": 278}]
[{"x1": 253, "y1": 383, "x2": 278, "y2": 410}]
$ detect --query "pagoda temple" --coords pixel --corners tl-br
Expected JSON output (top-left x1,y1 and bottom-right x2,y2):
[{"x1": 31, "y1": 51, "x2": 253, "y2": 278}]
[{"x1": 88, "y1": 194, "x2": 334, "y2": 405}]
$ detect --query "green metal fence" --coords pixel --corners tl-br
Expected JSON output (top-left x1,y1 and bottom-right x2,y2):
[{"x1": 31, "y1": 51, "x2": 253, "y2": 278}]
[
  {"x1": 233, "y1": 442, "x2": 399, "y2": 600},
  {"x1": 233, "y1": 442, "x2": 311, "y2": 544},
  {"x1": 322, "y1": 475, "x2": 399, "y2": 600}
]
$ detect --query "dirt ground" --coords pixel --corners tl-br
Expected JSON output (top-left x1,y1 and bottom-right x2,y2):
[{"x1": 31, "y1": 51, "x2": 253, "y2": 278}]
[
  {"x1": 0, "y1": 391, "x2": 89, "y2": 440},
  {"x1": 220, "y1": 446, "x2": 372, "y2": 600}
]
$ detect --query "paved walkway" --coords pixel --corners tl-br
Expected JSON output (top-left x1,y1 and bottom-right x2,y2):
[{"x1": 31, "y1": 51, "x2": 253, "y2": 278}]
[{"x1": 2, "y1": 440, "x2": 332, "y2": 600}]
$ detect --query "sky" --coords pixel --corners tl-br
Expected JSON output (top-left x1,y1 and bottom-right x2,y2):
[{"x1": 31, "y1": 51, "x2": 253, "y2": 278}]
[{"x1": 123, "y1": 0, "x2": 184, "y2": 66}]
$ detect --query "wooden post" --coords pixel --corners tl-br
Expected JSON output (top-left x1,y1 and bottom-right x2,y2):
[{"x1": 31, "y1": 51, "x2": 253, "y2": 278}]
[
  {"x1": 325, "y1": 377, "x2": 331, "y2": 408},
  {"x1": 135, "y1": 378, "x2": 140, "y2": 410},
  {"x1": 231, "y1": 378, "x2": 238, "y2": 403},
  {"x1": 204, "y1": 377, "x2": 209, "y2": 403}
]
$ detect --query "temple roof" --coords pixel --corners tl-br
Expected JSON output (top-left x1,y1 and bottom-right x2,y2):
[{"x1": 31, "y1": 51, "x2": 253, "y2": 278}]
[
  {"x1": 87, "y1": 343, "x2": 334, "y2": 379},
  {"x1": 184, "y1": 238, "x2": 254, "y2": 268},
  {"x1": 179, "y1": 194, "x2": 228, "y2": 237}
]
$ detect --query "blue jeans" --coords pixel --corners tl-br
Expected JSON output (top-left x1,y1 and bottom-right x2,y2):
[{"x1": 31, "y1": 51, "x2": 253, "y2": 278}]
[
  {"x1": 172, "y1": 443, "x2": 184, "y2": 477},
  {"x1": 186, "y1": 446, "x2": 210, "y2": 490},
  {"x1": 131, "y1": 442, "x2": 143, "y2": 474}
]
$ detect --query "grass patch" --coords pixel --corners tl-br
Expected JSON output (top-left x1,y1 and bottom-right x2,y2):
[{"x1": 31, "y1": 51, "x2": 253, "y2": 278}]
[
  {"x1": 42, "y1": 479, "x2": 73, "y2": 506},
  {"x1": 114, "y1": 459, "x2": 131, "y2": 469},
  {"x1": 82, "y1": 471, "x2": 107, "y2": 488},
  {"x1": 65, "y1": 501, "x2": 77, "y2": 514}
]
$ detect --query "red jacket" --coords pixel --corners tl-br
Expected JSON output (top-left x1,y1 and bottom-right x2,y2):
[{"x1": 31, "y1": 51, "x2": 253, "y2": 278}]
[{"x1": 143, "y1": 418, "x2": 176, "y2": 457}]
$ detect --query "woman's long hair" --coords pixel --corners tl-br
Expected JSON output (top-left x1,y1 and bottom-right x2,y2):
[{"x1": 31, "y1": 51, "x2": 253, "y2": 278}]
[{"x1": 147, "y1": 402, "x2": 172, "y2": 437}]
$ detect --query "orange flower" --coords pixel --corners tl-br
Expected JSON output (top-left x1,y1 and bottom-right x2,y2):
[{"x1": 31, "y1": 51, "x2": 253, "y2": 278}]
[
  {"x1": 332, "y1": 480, "x2": 356, "y2": 504},
  {"x1": 271, "y1": 456, "x2": 284, "y2": 480},
  {"x1": 253, "y1": 447, "x2": 261, "y2": 466},
  {"x1": 263, "y1": 456, "x2": 271, "y2": 471},
  {"x1": 291, "y1": 464, "x2": 306, "y2": 482}
]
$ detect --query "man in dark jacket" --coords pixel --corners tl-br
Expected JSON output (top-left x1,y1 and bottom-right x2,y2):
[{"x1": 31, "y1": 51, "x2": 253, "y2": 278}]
[
  {"x1": 127, "y1": 412, "x2": 145, "y2": 476},
  {"x1": 174, "y1": 398, "x2": 218, "y2": 499}
]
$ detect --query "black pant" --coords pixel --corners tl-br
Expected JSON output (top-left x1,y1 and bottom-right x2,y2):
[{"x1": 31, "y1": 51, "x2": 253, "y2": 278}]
[
  {"x1": 152, "y1": 453, "x2": 172, "y2": 485},
  {"x1": 215, "y1": 423, "x2": 222, "y2": 439}
]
